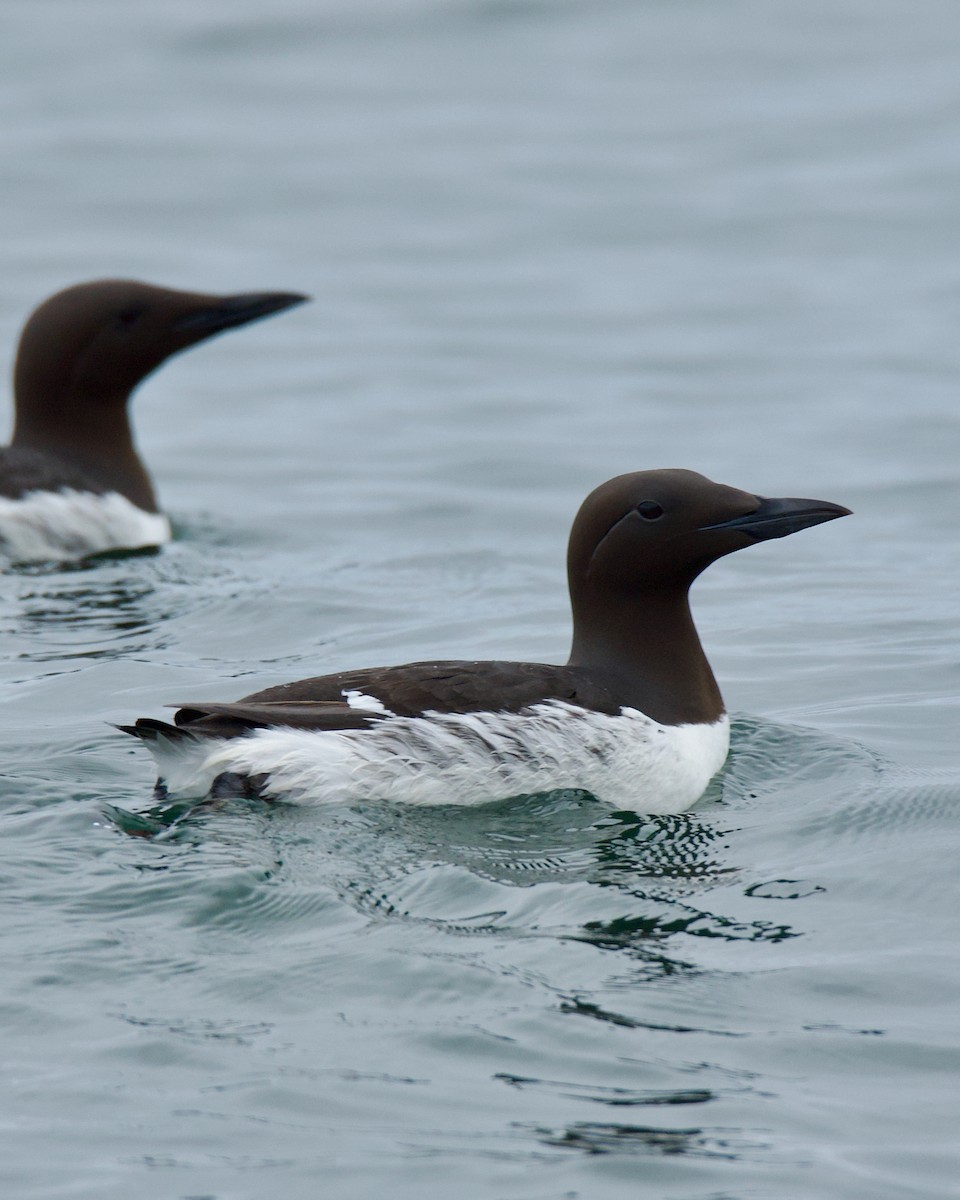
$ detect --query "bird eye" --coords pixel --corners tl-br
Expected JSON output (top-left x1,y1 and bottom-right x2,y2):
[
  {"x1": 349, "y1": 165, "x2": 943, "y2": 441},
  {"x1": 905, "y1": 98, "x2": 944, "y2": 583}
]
[
  {"x1": 116, "y1": 306, "x2": 144, "y2": 326},
  {"x1": 635, "y1": 501, "x2": 664, "y2": 520}
]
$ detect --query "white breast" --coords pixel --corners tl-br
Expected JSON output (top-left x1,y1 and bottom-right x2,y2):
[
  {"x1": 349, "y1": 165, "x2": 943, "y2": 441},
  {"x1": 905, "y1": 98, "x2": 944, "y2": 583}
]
[
  {"x1": 149, "y1": 702, "x2": 731, "y2": 813},
  {"x1": 0, "y1": 489, "x2": 171, "y2": 563}
]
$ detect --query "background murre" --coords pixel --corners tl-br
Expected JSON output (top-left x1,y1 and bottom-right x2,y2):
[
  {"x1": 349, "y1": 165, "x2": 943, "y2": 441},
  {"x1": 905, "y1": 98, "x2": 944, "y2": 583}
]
[{"x1": 0, "y1": 278, "x2": 307, "y2": 562}]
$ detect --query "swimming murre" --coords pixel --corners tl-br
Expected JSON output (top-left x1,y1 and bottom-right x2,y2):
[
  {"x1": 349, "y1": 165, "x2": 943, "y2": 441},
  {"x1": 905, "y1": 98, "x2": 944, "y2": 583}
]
[
  {"x1": 122, "y1": 469, "x2": 850, "y2": 811},
  {"x1": 0, "y1": 279, "x2": 307, "y2": 562}
]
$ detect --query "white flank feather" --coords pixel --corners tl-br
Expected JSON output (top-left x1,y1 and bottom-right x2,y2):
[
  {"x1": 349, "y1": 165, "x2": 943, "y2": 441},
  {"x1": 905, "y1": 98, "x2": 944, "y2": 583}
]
[
  {"x1": 342, "y1": 689, "x2": 394, "y2": 714},
  {"x1": 0, "y1": 489, "x2": 171, "y2": 562},
  {"x1": 148, "y1": 703, "x2": 730, "y2": 813}
]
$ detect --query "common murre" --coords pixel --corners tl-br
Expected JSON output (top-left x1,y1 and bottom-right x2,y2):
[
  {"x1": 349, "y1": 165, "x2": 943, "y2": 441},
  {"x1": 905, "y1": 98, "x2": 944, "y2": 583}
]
[
  {"x1": 122, "y1": 469, "x2": 850, "y2": 811},
  {"x1": 0, "y1": 279, "x2": 307, "y2": 562}
]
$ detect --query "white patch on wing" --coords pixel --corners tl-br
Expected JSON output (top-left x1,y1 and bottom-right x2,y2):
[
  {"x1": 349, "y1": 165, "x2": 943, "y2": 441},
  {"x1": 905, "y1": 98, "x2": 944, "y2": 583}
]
[
  {"x1": 0, "y1": 489, "x2": 171, "y2": 563},
  {"x1": 146, "y1": 703, "x2": 730, "y2": 814},
  {"x1": 341, "y1": 688, "x2": 393, "y2": 715}
]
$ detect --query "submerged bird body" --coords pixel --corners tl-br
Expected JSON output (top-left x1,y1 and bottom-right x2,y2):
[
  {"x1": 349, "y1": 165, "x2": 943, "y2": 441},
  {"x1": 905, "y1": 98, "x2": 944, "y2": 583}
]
[
  {"x1": 0, "y1": 279, "x2": 306, "y2": 561},
  {"x1": 125, "y1": 469, "x2": 850, "y2": 810}
]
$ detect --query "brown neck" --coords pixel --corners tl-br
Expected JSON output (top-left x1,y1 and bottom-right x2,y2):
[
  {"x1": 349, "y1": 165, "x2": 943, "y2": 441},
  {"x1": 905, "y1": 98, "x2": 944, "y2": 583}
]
[
  {"x1": 12, "y1": 392, "x2": 158, "y2": 513},
  {"x1": 566, "y1": 583, "x2": 724, "y2": 725}
]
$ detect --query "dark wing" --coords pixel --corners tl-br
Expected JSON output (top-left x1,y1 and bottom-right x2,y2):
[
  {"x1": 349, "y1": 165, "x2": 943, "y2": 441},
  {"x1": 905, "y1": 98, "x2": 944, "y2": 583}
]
[
  {"x1": 0, "y1": 446, "x2": 108, "y2": 499},
  {"x1": 120, "y1": 700, "x2": 382, "y2": 742},
  {"x1": 123, "y1": 660, "x2": 622, "y2": 742},
  {"x1": 0, "y1": 446, "x2": 110, "y2": 496},
  {"x1": 231, "y1": 660, "x2": 619, "y2": 718},
  {"x1": 175, "y1": 699, "x2": 383, "y2": 735}
]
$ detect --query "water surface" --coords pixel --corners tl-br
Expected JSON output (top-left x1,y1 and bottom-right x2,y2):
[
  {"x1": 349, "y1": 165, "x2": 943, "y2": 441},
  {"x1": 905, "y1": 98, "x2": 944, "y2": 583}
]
[{"x1": 1, "y1": 2, "x2": 958, "y2": 1197}]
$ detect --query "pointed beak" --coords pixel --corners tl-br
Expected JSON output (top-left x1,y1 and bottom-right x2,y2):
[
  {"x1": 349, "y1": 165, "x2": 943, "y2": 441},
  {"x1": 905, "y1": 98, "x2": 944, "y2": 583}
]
[
  {"x1": 173, "y1": 291, "x2": 309, "y2": 335},
  {"x1": 701, "y1": 495, "x2": 852, "y2": 541}
]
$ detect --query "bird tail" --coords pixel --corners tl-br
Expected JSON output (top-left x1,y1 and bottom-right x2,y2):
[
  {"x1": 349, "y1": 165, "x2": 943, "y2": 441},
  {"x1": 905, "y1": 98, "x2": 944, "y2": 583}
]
[{"x1": 115, "y1": 718, "x2": 194, "y2": 743}]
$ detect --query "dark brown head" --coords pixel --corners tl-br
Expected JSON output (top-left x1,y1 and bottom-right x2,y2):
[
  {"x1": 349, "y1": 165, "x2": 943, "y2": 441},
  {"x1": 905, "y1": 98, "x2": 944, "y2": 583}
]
[
  {"x1": 566, "y1": 468, "x2": 851, "y2": 722},
  {"x1": 569, "y1": 468, "x2": 851, "y2": 595},
  {"x1": 11, "y1": 279, "x2": 308, "y2": 509}
]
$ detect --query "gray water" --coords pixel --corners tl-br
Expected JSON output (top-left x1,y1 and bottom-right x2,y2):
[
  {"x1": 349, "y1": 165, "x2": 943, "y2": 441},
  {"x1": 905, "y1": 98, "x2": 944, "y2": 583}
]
[{"x1": 1, "y1": 2, "x2": 958, "y2": 1197}]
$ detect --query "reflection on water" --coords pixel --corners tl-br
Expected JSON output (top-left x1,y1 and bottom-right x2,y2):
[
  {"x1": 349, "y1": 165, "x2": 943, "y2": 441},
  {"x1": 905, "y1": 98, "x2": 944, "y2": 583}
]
[
  {"x1": 529, "y1": 1119, "x2": 769, "y2": 1160},
  {"x1": 591, "y1": 808, "x2": 735, "y2": 883},
  {"x1": 495, "y1": 1071, "x2": 714, "y2": 1108},
  {"x1": 10, "y1": 545, "x2": 162, "y2": 574},
  {"x1": 557, "y1": 996, "x2": 746, "y2": 1038},
  {"x1": 357, "y1": 787, "x2": 736, "y2": 887},
  {"x1": 577, "y1": 900, "x2": 798, "y2": 953},
  {"x1": 14, "y1": 577, "x2": 167, "y2": 660},
  {"x1": 332, "y1": 783, "x2": 805, "y2": 973},
  {"x1": 2, "y1": 544, "x2": 169, "y2": 664},
  {"x1": 0, "y1": 538, "x2": 248, "y2": 664}
]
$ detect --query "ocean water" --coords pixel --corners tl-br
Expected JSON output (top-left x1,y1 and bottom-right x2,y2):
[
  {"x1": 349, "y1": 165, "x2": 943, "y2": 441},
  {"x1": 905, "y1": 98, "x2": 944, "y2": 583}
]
[{"x1": 1, "y1": 2, "x2": 958, "y2": 1197}]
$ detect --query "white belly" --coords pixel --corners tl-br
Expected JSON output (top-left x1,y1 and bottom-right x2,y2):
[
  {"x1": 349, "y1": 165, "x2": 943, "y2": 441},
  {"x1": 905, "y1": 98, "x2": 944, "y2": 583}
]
[
  {"x1": 150, "y1": 703, "x2": 731, "y2": 813},
  {"x1": 0, "y1": 489, "x2": 171, "y2": 563}
]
